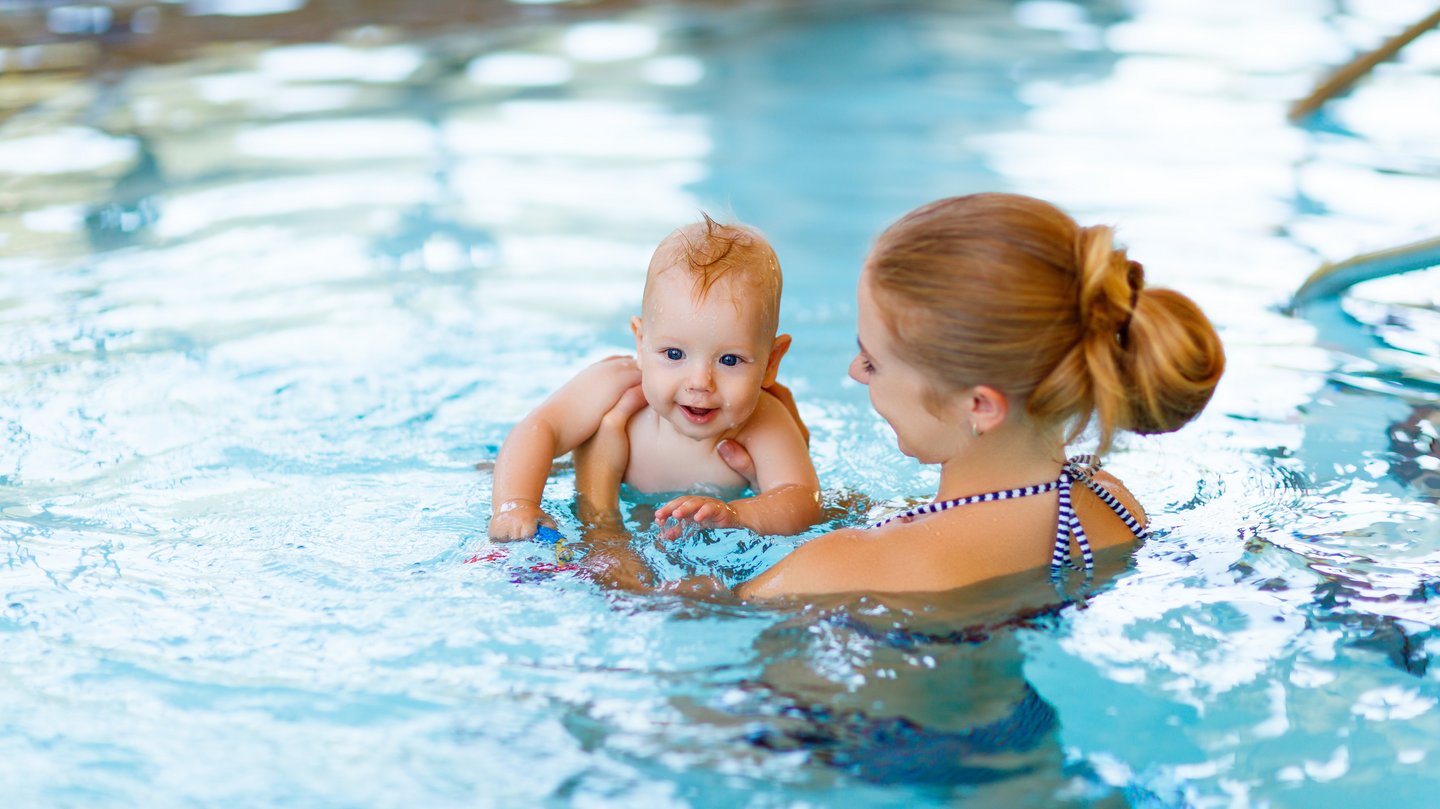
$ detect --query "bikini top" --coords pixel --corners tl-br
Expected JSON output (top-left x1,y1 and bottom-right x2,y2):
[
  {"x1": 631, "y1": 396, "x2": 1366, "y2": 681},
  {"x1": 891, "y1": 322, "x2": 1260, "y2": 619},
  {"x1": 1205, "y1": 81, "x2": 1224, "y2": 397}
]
[{"x1": 868, "y1": 455, "x2": 1148, "y2": 573}]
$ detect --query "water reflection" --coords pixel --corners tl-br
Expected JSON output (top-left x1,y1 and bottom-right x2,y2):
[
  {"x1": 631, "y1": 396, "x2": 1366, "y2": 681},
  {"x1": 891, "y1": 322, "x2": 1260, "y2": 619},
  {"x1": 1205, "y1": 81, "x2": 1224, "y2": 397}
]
[
  {"x1": 3, "y1": 0, "x2": 1440, "y2": 806},
  {"x1": 561, "y1": 21, "x2": 659, "y2": 62},
  {"x1": 1389, "y1": 405, "x2": 1440, "y2": 501},
  {"x1": 563, "y1": 561, "x2": 1151, "y2": 804},
  {"x1": 468, "y1": 52, "x2": 575, "y2": 86}
]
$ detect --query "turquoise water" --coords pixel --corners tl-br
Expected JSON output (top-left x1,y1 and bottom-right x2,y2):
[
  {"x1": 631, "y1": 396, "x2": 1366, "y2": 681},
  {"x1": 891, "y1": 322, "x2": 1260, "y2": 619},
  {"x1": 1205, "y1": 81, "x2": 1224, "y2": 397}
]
[{"x1": 3, "y1": 1, "x2": 1440, "y2": 805}]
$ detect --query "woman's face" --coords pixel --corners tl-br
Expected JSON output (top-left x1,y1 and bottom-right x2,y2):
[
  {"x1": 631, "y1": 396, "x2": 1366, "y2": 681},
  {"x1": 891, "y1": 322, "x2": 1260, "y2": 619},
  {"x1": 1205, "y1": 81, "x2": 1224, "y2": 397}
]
[{"x1": 848, "y1": 272, "x2": 967, "y2": 464}]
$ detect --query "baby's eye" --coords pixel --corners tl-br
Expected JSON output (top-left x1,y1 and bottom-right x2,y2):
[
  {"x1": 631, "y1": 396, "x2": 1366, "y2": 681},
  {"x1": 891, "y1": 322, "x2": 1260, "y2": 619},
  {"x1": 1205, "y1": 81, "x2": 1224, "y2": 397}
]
[
  {"x1": 719, "y1": 354, "x2": 742, "y2": 367},
  {"x1": 664, "y1": 348, "x2": 684, "y2": 361}
]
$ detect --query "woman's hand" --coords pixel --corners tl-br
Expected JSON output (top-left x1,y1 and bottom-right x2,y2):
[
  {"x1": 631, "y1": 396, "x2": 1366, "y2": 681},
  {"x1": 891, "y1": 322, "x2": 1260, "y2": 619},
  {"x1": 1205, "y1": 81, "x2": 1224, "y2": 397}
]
[
  {"x1": 573, "y1": 381, "x2": 647, "y2": 523},
  {"x1": 715, "y1": 439, "x2": 759, "y2": 490},
  {"x1": 658, "y1": 573, "x2": 733, "y2": 601}
]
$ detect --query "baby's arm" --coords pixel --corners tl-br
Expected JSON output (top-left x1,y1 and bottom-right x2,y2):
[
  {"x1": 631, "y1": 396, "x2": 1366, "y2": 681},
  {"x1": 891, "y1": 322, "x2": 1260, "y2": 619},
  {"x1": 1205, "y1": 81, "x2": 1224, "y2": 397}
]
[
  {"x1": 657, "y1": 391, "x2": 821, "y2": 536},
  {"x1": 489, "y1": 356, "x2": 640, "y2": 540}
]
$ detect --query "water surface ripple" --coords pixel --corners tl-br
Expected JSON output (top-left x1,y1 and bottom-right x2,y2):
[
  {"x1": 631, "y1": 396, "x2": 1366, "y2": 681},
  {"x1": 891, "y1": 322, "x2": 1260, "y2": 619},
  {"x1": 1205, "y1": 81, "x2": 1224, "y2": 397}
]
[{"x1": 3, "y1": 0, "x2": 1440, "y2": 806}]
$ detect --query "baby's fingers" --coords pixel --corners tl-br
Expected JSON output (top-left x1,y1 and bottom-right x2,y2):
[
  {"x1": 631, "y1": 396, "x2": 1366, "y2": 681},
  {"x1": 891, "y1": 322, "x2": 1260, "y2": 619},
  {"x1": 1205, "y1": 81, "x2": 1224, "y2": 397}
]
[
  {"x1": 655, "y1": 496, "x2": 696, "y2": 523},
  {"x1": 488, "y1": 517, "x2": 528, "y2": 542},
  {"x1": 488, "y1": 511, "x2": 555, "y2": 541},
  {"x1": 691, "y1": 502, "x2": 726, "y2": 525}
]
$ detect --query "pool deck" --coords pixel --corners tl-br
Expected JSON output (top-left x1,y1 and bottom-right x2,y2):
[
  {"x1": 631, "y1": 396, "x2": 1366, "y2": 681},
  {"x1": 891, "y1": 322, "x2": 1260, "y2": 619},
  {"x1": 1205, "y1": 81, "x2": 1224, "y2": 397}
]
[{"x1": 0, "y1": 0, "x2": 666, "y2": 123}]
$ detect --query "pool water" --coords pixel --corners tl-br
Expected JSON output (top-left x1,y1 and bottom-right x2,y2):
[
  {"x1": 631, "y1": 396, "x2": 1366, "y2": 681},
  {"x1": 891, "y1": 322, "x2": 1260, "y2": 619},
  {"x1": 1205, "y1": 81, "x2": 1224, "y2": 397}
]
[{"x1": 3, "y1": 0, "x2": 1440, "y2": 805}]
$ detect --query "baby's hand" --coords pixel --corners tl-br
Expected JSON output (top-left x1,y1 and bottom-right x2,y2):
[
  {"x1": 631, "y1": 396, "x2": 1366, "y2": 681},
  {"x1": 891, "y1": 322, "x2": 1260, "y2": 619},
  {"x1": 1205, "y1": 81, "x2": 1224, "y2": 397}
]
[
  {"x1": 655, "y1": 495, "x2": 739, "y2": 538},
  {"x1": 488, "y1": 499, "x2": 555, "y2": 541}
]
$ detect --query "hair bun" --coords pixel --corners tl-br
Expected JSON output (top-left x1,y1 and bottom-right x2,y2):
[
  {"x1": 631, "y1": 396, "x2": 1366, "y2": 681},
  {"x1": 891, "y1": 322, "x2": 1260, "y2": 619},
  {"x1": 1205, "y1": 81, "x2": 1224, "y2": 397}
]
[
  {"x1": 1121, "y1": 288, "x2": 1225, "y2": 435},
  {"x1": 1066, "y1": 225, "x2": 1221, "y2": 449},
  {"x1": 1075, "y1": 225, "x2": 1140, "y2": 343},
  {"x1": 1119, "y1": 260, "x2": 1145, "y2": 347}
]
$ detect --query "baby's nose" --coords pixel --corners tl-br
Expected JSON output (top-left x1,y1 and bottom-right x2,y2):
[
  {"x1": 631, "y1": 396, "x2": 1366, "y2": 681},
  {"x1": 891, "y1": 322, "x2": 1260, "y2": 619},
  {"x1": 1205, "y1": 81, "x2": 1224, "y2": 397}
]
[{"x1": 686, "y1": 365, "x2": 713, "y2": 390}]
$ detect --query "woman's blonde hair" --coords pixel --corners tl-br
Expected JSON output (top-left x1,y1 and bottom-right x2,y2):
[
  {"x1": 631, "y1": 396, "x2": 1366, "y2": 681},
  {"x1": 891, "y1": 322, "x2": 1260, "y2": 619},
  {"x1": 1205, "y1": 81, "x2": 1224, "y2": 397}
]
[{"x1": 865, "y1": 193, "x2": 1224, "y2": 452}]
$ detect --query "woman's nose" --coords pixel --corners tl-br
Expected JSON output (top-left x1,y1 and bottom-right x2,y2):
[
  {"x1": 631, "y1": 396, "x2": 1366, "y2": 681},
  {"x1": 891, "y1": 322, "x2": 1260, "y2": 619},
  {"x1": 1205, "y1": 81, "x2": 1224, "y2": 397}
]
[{"x1": 848, "y1": 355, "x2": 868, "y2": 384}]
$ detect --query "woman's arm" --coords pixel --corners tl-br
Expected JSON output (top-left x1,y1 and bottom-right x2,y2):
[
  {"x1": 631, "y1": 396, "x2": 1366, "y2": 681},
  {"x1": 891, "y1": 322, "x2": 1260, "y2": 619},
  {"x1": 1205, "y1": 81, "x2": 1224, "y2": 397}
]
[{"x1": 735, "y1": 527, "x2": 875, "y2": 599}]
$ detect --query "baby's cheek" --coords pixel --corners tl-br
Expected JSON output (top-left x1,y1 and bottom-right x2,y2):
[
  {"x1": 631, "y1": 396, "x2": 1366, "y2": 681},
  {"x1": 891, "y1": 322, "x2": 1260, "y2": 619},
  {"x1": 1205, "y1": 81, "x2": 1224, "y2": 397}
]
[
  {"x1": 728, "y1": 393, "x2": 762, "y2": 427},
  {"x1": 638, "y1": 372, "x2": 669, "y2": 402}
]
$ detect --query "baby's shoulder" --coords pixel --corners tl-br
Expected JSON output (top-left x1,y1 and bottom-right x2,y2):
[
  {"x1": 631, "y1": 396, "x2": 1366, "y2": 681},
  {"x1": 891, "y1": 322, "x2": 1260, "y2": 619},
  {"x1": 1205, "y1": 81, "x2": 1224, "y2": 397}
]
[
  {"x1": 572, "y1": 354, "x2": 640, "y2": 387},
  {"x1": 734, "y1": 388, "x2": 797, "y2": 435},
  {"x1": 532, "y1": 355, "x2": 643, "y2": 445},
  {"x1": 548, "y1": 355, "x2": 640, "y2": 411}
]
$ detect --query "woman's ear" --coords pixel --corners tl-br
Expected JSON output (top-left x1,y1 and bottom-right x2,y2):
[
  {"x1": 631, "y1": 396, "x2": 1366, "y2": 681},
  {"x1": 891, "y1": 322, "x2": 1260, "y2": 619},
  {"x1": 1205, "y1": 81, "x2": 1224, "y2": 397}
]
[
  {"x1": 762, "y1": 333, "x2": 793, "y2": 387},
  {"x1": 969, "y1": 384, "x2": 1009, "y2": 435}
]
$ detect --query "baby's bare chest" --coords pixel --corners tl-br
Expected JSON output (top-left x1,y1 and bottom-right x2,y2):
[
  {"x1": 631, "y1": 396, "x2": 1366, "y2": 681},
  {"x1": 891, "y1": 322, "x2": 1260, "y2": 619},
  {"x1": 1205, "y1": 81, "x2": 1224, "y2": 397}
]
[{"x1": 623, "y1": 414, "x2": 749, "y2": 496}]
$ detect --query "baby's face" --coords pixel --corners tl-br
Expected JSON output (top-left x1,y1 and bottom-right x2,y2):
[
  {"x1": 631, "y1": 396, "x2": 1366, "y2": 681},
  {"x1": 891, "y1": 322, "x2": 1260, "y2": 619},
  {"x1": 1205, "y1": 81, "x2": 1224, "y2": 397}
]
[{"x1": 633, "y1": 270, "x2": 777, "y2": 442}]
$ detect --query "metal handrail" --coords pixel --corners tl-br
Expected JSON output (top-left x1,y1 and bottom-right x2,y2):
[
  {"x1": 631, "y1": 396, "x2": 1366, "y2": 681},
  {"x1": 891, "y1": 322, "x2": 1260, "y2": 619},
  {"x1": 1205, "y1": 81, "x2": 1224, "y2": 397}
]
[
  {"x1": 1289, "y1": 236, "x2": 1440, "y2": 311},
  {"x1": 1289, "y1": 7, "x2": 1440, "y2": 121}
]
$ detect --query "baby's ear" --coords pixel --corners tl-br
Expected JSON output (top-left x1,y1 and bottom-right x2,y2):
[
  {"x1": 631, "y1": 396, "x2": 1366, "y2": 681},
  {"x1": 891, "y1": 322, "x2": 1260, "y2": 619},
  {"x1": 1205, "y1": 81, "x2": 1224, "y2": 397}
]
[
  {"x1": 762, "y1": 333, "x2": 793, "y2": 387},
  {"x1": 630, "y1": 316, "x2": 643, "y2": 350}
]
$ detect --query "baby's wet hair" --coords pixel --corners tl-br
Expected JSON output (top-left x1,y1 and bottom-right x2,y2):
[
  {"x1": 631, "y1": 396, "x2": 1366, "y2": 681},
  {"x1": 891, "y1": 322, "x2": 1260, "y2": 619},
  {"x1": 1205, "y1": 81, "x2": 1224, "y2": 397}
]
[
  {"x1": 865, "y1": 193, "x2": 1224, "y2": 453},
  {"x1": 646, "y1": 213, "x2": 783, "y2": 331}
]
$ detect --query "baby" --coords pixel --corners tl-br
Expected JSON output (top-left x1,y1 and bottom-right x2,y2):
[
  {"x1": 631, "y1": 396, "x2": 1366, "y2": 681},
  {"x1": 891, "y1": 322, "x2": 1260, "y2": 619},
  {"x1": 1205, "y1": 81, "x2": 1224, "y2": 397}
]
[{"x1": 488, "y1": 215, "x2": 821, "y2": 541}]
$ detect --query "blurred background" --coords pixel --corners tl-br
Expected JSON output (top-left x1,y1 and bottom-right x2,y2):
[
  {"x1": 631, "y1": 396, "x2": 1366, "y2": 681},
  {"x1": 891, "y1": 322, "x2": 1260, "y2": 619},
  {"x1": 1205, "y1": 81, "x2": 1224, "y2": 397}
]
[{"x1": 3, "y1": 1, "x2": 1440, "y2": 806}]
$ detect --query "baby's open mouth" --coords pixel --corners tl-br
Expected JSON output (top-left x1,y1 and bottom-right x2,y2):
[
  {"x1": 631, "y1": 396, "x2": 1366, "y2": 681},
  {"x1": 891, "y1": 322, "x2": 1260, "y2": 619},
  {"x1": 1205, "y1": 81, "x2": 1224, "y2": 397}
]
[{"x1": 680, "y1": 405, "x2": 717, "y2": 424}]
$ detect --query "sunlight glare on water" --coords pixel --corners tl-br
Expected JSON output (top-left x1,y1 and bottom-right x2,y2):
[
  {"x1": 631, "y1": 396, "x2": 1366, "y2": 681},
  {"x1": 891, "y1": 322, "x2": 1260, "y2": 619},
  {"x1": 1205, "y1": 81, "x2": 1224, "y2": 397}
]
[{"x1": 2, "y1": 0, "x2": 1440, "y2": 806}]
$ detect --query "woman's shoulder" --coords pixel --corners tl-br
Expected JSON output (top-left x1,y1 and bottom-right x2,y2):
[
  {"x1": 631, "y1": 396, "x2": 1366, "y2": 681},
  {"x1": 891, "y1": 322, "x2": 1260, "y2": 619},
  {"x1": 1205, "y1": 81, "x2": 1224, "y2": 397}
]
[
  {"x1": 1085, "y1": 468, "x2": 1148, "y2": 528},
  {"x1": 737, "y1": 464, "x2": 1150, "y2": 600}
]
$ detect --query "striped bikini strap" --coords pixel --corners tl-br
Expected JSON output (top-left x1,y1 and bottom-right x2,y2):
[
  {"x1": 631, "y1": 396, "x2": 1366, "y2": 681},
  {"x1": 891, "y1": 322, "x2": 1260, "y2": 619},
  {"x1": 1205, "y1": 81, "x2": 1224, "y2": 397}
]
[
  {"x1": 1051, "y1": 455, "x2": 1149, "y2": 573},
  {"x1": 1052, "y1": 467, "x2": 1090, "y2": 571},
  {"x1": 1063, "y1": 454, "x2": 1147, "y2": 539},
  {"x1": 867, "y1": 456, "x2": 1147, "y2": 574},
  {"x1": 868, "y1": 477, "x2": 1062, "y2": 529}
]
